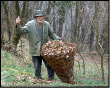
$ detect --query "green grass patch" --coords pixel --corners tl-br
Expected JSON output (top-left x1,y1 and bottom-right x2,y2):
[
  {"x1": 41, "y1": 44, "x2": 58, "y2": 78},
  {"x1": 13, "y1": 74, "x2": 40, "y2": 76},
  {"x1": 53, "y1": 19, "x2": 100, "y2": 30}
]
[{"x1": 1, "y1": 50, "x2": 108, "y2": 87}]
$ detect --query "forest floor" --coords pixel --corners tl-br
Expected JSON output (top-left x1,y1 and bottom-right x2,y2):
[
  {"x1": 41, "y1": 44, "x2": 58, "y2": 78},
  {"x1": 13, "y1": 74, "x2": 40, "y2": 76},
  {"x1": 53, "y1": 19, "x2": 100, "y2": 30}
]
[{"x1": 1, "y1": 38, "x2": 108, "y2": 87}]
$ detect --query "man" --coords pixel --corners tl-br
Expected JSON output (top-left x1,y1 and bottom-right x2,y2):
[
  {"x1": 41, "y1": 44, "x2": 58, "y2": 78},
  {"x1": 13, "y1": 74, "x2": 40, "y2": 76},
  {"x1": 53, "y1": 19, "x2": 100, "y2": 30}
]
[{"x1": 16, "y1": 10, "x2": 61, "y2": 81}]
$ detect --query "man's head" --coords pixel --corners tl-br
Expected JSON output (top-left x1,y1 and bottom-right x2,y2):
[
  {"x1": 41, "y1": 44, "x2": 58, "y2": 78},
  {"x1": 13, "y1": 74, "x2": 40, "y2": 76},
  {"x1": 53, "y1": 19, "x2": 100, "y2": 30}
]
[{"x1": 34, "y1": 10, "x2": 46, "y2": 24}]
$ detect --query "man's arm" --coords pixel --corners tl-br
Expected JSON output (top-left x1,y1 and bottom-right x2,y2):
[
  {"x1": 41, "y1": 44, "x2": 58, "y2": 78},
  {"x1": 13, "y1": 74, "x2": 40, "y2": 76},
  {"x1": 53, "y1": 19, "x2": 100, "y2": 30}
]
[
  {"x1": 16, "y1": 23, "x2": 30, "y2": 34},
  {"x1": 48, "y1": 23, "x2": 61, "y2": 40},
  {"x1": 16, "y1": 16, "x2": 30, "y2": 34}
]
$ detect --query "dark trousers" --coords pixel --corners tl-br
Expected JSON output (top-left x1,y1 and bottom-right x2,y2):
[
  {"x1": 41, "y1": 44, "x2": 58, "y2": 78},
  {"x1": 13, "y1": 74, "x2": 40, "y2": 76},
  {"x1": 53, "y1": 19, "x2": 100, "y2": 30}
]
[{"x1": 32, "y1": 56, "x2": 54, "y2": 80}]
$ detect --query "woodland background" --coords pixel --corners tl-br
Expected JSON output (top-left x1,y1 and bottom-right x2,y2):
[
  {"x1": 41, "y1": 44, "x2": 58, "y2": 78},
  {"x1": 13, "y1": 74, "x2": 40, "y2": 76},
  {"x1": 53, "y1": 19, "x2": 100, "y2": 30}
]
[{"x1": 1, "y1": 1, "x2": 109, "y2": 87}]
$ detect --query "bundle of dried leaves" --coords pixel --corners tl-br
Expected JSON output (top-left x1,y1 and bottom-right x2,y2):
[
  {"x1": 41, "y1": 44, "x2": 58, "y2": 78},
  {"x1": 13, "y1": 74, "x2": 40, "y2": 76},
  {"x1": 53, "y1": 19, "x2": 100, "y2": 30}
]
[{"x1": 41, "y1": 40, "x2": 74, "y2": 58}]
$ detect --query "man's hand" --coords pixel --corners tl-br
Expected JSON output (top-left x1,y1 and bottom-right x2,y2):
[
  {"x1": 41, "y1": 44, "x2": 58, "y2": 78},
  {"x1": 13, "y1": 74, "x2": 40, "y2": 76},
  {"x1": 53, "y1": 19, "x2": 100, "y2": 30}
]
[
  {"x1": 58, "y1": 37, "x2": 62, "y2": 41},
  {"x1": 16, "y1": 16, "x2": 21, "y2": 24}
]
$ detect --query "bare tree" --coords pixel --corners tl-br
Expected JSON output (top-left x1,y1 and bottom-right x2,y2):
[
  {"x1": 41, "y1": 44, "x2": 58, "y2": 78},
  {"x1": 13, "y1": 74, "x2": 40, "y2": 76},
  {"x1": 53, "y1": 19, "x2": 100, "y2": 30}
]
[
  {"x1": 92, "y1": 1, "x2": 105, "y2": 83},
  {"x1": 12, "y1": 1, "x2": 29, "y2": 48},
  {"x1": 2, "y1": 1, "x2": 11, "y2": 41}
]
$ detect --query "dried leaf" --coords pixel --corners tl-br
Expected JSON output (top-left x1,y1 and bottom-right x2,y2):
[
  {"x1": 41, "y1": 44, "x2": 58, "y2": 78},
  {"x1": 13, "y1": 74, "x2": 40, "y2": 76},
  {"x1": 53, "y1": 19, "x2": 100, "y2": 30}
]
[{"x1": 41, "y1": 40, "x2": 74, "y2": 58}]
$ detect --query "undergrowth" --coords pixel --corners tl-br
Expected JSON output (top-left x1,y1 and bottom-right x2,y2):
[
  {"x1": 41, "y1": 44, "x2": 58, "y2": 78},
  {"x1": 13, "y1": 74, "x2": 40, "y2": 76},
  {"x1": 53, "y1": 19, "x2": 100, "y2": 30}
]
[{"x1": 1, "y1": 50, "x2": 108, "y2": 87}]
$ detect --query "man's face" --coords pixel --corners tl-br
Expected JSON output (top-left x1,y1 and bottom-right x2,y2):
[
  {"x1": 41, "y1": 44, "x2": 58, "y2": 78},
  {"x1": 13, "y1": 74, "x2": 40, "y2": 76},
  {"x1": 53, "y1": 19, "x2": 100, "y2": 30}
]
[{"x1": 36, "y1": 16, "x2": 45, "y2": 24}]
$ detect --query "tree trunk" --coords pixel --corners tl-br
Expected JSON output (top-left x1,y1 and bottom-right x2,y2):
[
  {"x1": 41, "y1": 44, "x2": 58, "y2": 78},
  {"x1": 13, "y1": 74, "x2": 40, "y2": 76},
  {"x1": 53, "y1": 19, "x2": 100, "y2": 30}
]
[
  {"x1": 74, "y1": 1, "x2": 78, "y2": 43},
  {"x1": 12, "y1": 1, "x2": 20, "y2": 48},
  {"x1": 57, "y1": 1, "x2": 65, "y2": 37},
  {"x1": 52, "y1": 1, "x2": 56, "y2": 32},
  {"x1": 2, "y1": 1, "x2": 11, "y2": 41},
  {"x1": 45, "y1": 1, "x2": 51, "y2": 22},
  {"x1": 94, "y1": 1, "x2": 105, "y2": 83},
  {"x1": 21, "y1": 1, "x2": 29, "y2": 25},
  {"x1": 89, "y1": 25, "x2": 95, "y2": 51},
  {"x1": 12, "y1": 1, "x2": 29, "y2": 48},
  {"x1": 78, "y1": 52, "x2": 86, "y2": 74}
]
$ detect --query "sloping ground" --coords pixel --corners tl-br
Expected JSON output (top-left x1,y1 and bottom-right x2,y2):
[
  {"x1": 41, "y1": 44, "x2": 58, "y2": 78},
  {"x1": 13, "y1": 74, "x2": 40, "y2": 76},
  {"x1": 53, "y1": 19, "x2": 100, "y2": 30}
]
[
  {"x1": 1, "y1": 49, "x2": 108, "y2": 87},
  {"x1": 1, "y1": 39, "x2": 108, "y2": 87}
]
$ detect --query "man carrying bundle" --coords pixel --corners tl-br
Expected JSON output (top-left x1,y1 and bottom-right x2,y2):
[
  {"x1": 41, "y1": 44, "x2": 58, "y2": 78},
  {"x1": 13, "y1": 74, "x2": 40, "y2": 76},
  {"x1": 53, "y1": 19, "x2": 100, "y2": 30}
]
[{"x1": 16, "y1": 10, "x2": 61, "y2": 81}]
